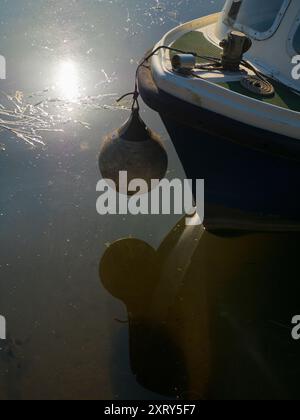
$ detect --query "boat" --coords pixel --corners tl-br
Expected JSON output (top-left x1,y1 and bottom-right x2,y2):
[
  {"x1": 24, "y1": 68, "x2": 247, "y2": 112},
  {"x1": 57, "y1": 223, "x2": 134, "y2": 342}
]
[{"x1": 138, "y1": 0, "x2": 300, "y2": 232}]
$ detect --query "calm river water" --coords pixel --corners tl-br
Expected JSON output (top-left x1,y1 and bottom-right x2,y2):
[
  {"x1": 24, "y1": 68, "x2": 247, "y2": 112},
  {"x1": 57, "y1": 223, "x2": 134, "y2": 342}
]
[{"x1": 1, "y1": 0, "x2": 300, "y2": 401}]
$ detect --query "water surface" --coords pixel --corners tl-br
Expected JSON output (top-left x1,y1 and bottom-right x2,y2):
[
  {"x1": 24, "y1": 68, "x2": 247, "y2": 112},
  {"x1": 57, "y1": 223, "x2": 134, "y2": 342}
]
[
  {"x1": 2, "y1": 0, "x2": 300, "y2": 401},
  {"x1": 0, "y1": 0, "x2": 225, "y2": 400}
]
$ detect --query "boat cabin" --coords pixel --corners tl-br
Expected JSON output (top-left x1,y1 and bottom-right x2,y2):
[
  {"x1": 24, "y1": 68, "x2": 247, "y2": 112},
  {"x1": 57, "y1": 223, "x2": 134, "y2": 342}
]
[{"x1": 216, "y1": 0, "x2": 300, "y2": 90}]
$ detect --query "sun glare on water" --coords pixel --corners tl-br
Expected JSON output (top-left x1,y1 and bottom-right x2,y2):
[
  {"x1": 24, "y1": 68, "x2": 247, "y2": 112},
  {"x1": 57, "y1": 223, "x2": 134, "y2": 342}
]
[{"x1": 56, "y1": 60, "x2": 80, "y2": 102}]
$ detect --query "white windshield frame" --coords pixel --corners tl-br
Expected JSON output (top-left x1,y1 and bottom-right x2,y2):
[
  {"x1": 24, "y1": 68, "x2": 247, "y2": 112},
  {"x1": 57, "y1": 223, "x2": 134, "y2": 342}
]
[{"x1": 288, "y1": 11, "x2": 300, "y2": 56}]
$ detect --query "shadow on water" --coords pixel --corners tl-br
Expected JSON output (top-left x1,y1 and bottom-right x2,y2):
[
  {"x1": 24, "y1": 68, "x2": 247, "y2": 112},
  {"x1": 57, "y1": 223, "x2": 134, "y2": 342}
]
[
  {"x1": 100, "y1": 238, "x2": 190, "y2": 398},
  {"x1": 100, "y1": 220, "x2": 300, "y2": 400},
  {"x1": 0, "y1": 334, "x2": 28, "y2": 400}
]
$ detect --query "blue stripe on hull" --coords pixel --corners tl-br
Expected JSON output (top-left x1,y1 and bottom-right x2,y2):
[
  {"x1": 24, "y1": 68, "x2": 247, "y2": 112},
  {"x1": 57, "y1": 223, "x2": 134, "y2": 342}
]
[{"x1": 162, "y1": 115, "x2": 300, "y2": 220}]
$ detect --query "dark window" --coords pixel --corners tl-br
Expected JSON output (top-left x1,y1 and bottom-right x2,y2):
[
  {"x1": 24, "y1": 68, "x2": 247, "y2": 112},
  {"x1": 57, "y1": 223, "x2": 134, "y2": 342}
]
[{"x1": 225, "y1": 0, "x2": 289, "y2": 34}]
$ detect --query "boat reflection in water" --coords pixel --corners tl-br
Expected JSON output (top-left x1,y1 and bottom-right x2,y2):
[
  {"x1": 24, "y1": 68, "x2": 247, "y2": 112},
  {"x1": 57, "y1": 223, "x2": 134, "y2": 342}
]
[{"x1": 100, "y1": 220, "x2": 300, "y2": 400}]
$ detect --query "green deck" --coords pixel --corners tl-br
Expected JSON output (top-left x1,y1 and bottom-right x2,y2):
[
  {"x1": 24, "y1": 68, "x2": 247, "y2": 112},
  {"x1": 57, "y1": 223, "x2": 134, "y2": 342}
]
[
  {"x1": 171, "y1": 31, "x2": 222, "y2": 64},
  {"x1": 171, "y1": 31, "x2": 300, "y2": 113}
]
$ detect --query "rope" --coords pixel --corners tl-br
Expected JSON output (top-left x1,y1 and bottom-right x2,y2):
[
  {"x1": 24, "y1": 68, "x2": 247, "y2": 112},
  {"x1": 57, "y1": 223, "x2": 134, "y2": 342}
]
[
  {"x1": 117, "y1": 45, "x2": 276, "y2": 107},
  {"x1": 117, "y1": 46, "x2": 222, "y2": 110}
]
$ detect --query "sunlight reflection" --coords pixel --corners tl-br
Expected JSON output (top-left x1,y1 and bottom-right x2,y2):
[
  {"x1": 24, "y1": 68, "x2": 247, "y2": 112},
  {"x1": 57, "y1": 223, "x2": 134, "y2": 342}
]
[{"x1": 56, "y1": 60, "x2": 80, "y2": 102}]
